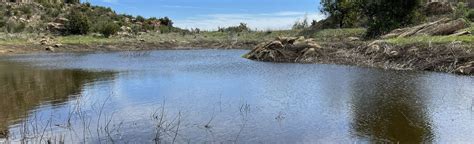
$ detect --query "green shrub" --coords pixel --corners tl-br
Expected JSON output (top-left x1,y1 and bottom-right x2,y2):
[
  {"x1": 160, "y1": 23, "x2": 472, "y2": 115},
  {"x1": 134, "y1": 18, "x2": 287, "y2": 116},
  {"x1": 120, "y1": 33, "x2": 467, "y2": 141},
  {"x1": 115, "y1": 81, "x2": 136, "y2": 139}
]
[
  {"x1": 131, "y1": 24, "x2": 143, "y2": 34},
  {"x1": 65, "y1": 11, "x2": 90, "y2": 35},
  {"x1": 136, "y1": 16, "x2": 145, "y2": 22},
  {"x1": 18, "y1": 5, "x2": 32, "y2": 15},
  {"x1": 0, "y1": 20, "x2": 5, "y2": 28},
  {"x1": 0, "y1": 15, "x2": 4, "y2": 28},
  {"x1": 218, "y1": 23, "x2": 251, "y2": 33},
  {"x1": 5, "y1": 20, "x2": 25, "y2": 33},
  {"x1": 453, "y1": 3, "x2": 469, "y2": 19},
  {"x1": 467, "y1": 9, "x2": 474, "y2": 22},
  {"x1": 359, "y1": 0, "x2": 423, "y2": 38},
  {"x1": 99, "y1": 22, "x2": 120, "y2": 38}
]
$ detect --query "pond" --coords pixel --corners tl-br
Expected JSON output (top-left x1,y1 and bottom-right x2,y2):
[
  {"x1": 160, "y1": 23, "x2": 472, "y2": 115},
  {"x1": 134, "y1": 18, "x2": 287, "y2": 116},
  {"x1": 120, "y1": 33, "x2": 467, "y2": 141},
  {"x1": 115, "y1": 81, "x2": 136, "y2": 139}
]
[{"x1": 0, "y1": 50, "x2": 473, "y2": 143}]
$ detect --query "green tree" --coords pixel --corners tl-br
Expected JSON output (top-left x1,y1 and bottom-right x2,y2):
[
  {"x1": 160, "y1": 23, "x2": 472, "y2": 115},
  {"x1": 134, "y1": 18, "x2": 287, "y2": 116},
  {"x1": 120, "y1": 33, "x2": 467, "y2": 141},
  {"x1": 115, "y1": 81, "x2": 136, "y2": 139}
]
[
  {"x1": 320, "y1": 0, "x2": 360, "y2": 28},
  {"x1": 99, "y1": 22, "x2": 120, "y2": 38},
  {"x1": 136, "y1": 15, "x2": 145, "y2": 22},
  {"x1": 453, "y1": 2, "x2": 470, "y2": 20},
  {"x1": 467, "y1": 9, "x2": 474, "y2": 22},
  {"x1": 65, "y1": 11, "x2": 90, "y2": 35},
  {"x1": 218, "y1": 23, "x2": 251, "y2": 33},
  {"x1": 158, "y1": 17, "x2": 173, "y2": 27},
  {"x1": 64, "y1": 0, "x2": 80, "y2": 4},
  {"x1": 358, "y1": 0, "x2": 423, "y2": 38}
]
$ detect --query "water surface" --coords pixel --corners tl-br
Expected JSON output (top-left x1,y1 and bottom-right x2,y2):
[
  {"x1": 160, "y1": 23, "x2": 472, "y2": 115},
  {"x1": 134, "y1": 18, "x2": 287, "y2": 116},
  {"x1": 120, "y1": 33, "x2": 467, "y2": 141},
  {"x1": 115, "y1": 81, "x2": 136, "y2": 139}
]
[{"x1": 0, "y1": 50, "x2": 473, "y2": 143}]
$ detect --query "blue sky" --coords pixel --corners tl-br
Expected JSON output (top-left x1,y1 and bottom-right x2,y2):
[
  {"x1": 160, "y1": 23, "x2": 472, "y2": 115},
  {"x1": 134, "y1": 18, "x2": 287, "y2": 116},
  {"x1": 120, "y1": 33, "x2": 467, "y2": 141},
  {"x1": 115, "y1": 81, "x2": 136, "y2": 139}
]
[{"x1": 82, "y1": 0, "x2": 324, "y2": 30}]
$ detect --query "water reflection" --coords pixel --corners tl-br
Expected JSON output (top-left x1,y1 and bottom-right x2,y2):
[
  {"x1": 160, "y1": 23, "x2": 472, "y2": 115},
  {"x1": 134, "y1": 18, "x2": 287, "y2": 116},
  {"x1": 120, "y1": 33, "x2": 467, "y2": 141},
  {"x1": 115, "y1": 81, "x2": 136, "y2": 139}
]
[
  {"x1": 350, "y1": 71, "x2": 433, "y2": 143},
  {"x1": 0, "y1": 50, "x2": 472, "y2": 143},
  {"x1": 0, "y1": 61, "x2": 115, "y2": 138}
]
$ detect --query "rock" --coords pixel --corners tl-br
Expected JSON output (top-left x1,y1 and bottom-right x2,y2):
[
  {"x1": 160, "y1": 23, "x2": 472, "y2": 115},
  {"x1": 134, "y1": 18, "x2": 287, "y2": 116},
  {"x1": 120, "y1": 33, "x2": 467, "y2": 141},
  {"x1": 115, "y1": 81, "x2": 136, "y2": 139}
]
[
  {"x1": 54, "y1": 43, "x2": 62, "y2": 47},
  {"x1": 244, "y1": 37, "x2": 322, "y2": 62},
  {"x1": 456, "y1": 64, "x2": 473, "y2": 75},
  {"x1": 388, "y1": 50, "x2": 400, "y2": 57},
  {"x1": 45, "y1": 46, "x2": 55, "y2": 52},
  {"x1": 382, "y1": 18, "x2": 469, "y2": 38},
  {"x1": 92, "y1": 33, "x2": 103, "y2": 37},
  {"x1": 348, "y1": 37, "x2": 360, "y2": 41},
  {"x1": 366, "y1": 40, "x2": 388, "y2": 54},
  {"x1": 117, "y1": 31, "x2": 132, "y2": 37},
  {"x1": 302, "y1": 48, "x2": 317, "y2": 57},
  {"x1": 54, "y1": 17, "x2": 69, "y2": 24},
  {"x1": 40, "y1": 39, "x2": 48, "y2": 45},
  {"x1": 366, "y1": 44, "x2": 381, "y2": 54},
  {"x1": 47, "y1": 22, "x2": 65, "y2": 33},
  {"x1": 120, "y1": 26, "x2": 132, "y2": 32},
  {"x1": 139, "y1": 39, "x2": 145, "y2": 42},
  {"x1": 18, "y1": 17, "x2": 27, "y2": 23}
]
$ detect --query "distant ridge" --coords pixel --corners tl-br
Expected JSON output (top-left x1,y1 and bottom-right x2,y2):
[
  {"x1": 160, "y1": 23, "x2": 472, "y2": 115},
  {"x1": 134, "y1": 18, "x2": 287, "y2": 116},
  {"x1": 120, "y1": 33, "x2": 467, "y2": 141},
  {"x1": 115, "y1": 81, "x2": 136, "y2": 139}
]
[{"x1": 0, "y1": 0, "x2": 78, "y2": 4}]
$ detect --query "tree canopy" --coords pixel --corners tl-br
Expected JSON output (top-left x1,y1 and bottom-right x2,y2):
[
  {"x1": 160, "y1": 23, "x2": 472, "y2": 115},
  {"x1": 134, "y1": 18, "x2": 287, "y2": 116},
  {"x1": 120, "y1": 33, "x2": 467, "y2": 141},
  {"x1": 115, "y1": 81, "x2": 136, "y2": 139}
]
[{"x1": 320, "y1": 0, "x2": 424, "y2": 38}]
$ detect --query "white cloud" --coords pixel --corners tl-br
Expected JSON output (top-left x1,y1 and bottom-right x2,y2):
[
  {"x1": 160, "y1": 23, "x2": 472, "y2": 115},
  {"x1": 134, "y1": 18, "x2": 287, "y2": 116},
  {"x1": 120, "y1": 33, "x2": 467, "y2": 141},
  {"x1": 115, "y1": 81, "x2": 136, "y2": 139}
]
[{"x1": 174, "y1": 11, "x2": 326, "y2": 30}]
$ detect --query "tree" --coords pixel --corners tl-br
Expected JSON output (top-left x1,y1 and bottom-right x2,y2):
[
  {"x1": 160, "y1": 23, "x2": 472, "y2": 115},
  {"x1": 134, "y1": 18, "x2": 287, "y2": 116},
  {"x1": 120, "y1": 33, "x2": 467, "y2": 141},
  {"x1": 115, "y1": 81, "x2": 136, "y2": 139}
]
[
  {"x1": 358, "y1": 0, "x2": 423, "y2": 37},
  {"x1": 136, "y1": 15, "x2": 145, "y2": 22},
  {"x1": 65, "y1": 10, "x2": 90, "y2": 35},
  {"x1": 64, "y1": 0, "x2": 80, "y2": 4},
  {"x1": 99, "y1": 22, "x2": 120, "y2": 38},
  {"x1": 158, "y1": 17, "x2": 173, "y2": 27},
  {"x1": 320, "y1": 0, "x2": 360, "y2": 28}
]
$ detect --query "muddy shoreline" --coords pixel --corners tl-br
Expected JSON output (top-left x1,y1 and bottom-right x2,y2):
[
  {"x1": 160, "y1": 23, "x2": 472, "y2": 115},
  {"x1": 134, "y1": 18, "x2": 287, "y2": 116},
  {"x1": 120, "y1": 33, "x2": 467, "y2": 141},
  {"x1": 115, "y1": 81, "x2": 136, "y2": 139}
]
[
  {"x1": 1, "y1": 40, "x2": 473, "y2": 75},
  {"x1": 0, "y1": 41, "x2": 255, "y2": 55}
]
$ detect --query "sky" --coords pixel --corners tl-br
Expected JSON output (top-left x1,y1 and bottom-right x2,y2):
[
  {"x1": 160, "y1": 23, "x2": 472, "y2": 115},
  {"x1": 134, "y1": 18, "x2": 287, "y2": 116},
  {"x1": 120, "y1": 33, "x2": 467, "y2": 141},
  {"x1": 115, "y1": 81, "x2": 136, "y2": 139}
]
[{"x1": 82, "y1": 0, "x2": 325, "y2": 30}]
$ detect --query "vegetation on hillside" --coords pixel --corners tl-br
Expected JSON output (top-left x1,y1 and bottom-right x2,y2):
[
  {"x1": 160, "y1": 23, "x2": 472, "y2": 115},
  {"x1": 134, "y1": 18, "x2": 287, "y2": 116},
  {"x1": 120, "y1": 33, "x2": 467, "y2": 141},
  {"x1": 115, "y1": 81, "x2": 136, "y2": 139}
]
[
  {"x1": 317, "y1": 0, "x2": 474, "y2": 38},
  {"x1": 0, "y1": 2, "x2": 184, "y2": 37},
  {"x1": 319, "y1": 0, "x2": 425, "y2": 38}
]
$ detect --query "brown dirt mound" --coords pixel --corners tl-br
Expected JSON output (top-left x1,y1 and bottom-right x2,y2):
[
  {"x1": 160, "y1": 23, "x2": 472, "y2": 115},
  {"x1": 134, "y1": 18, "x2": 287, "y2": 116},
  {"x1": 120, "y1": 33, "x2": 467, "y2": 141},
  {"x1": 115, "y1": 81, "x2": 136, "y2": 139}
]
[
  {"x1": 243, "y1": 37, "x2": 321, "y2": 62},
  {"x1": 245, "y1": 38, "x2": 474, "y2": 75}
]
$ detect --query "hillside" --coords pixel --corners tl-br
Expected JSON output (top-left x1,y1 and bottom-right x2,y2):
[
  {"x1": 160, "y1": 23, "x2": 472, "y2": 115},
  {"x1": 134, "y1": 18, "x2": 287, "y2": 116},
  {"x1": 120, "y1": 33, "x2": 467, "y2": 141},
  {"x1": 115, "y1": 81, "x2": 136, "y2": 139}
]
[{"x1": 0, "y1": 2, "x2": 177, "y2": 35}]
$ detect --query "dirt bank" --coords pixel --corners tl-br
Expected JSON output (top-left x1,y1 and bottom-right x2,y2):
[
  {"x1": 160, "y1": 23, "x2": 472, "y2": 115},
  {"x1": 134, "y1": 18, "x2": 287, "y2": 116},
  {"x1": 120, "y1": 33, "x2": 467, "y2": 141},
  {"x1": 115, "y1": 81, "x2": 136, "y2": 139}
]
[
  {"x1": 2, "y1": 36, "x2": 473, "y2": 75},
  {"x1": 0, "y1": 40, "x2": 256, "y2": 55},
  {"x1": 244, "y1": 37, "x2": 473, "y2": 75}
]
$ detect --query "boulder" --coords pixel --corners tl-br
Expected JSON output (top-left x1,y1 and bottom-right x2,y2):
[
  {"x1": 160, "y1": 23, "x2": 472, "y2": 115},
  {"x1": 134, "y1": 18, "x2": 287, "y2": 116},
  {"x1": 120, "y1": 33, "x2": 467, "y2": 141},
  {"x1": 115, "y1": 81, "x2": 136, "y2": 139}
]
[
  {"x1": 45, "y1": 46, "x2": 55, "y2": 52},
  {"x1": 54, "y1": 17, "x2": 69, "y2": 24},
  {"x1": 348, "y1": 37, "x2": 360, "y2": 41},
  {"x1": 365, "y1": 40, "x2": 393, "y2": 55},
  {"x1": 47, "y1": 22, "x2": 65, "y2": 33},
  {"x1": 120, "y1": 26, "x2": 132, "y2": 32},
  {"x1": 40, "y1": 39, "x2": 48, "y2": 45},
  {"x1": 244, "y1": 37, "x2": 321, "y2": 62},
  {"x1": 54, "y1": 43, "x2": 62, "y2": 48},
  {"x1": 456, "y1": 62, "x2": 473, "y2": 75}
]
